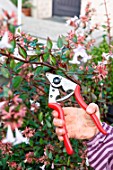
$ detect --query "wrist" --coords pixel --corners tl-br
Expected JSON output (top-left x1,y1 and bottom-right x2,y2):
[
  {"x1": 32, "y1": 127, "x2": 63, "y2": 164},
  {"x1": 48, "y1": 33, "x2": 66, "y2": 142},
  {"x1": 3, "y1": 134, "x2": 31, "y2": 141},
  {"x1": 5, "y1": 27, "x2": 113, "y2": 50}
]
[
  {"x1": 89, "y1": 130, "x2": 99, "y2": 141},
  {"x1": 86, "y1": 122, "x2": 108, "y2": 144}
]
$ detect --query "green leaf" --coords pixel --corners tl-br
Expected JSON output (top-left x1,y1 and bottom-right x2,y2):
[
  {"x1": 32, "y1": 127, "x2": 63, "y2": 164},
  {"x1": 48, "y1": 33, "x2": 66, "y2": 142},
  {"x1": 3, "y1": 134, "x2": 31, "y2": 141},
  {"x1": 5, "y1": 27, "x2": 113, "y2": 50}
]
[
  {"x1": 8, "y1": 24, "x2": 16, "y2": 34},
  {"x1": 18, "y1": 46, "x2": 27, "y2": 59},
  {"x1": 20, "y1": 93, "x2": 28, "y2": 100},
  {"x1": 102, "y1": 25, "x2": 107, "y2": 28},
  {"x1": 39, "y1": 138, "x2": 44, "y2": 145},
  {"x1": 50, "y1": 55, "x2": 56, "y2": 65},
  {"x1": 57, "y1": 36, "x2": 63, "y2": 48},
  {"x1": 72, "y1": 35, "x2": 77, "y2": 43},
  {"x1": 0, "y1": 161, "x2": 2, "y2": 166},
  {"x1": 9, "y1": 39, "x2": 16, "y2": 53},
  {"x1": 47, "y1": 38, "x2": 53, "y2": 49},
  {"x1": 67, "y1": 157, "x2": 70, "y2": 166},
  {"x1": 1, "y1": 67, "x2": 10, "y2": 78},
  {"x1": 10, "y1": 39, "x2": 16, "y2": 48},
  {"x1": 38, "y1": 112, "x2": 43, "y2": 122},
  {"x1": 12, "y1": 76, "x2": 22, "y2": 88},
  {"x1": 36, "y1": 47, "x2": 42, "y2": 55},
  {"x1": 34, "y1": 66, "x2": 42, "y2": 76},
  {"x1": 27, "y1": 168, "x2": 33, "y2": 170},
  {"x1": 44, "y1": 47, "x2": 49, "y2": 53},
  {"x1": 24, "y1": 38, "x2": 27, "y2": 43},
  {"x1": 14, "y1": 62, "x2": 24, "y2": 71},
  {"x1": 62, "y1": 35, "x2": 68, "y2": 45},
  {"x1": 48, "y1": 151, "x2": 53, "y2": 159},
  {"x1": 10, "y1": 59, "x2": 16, "y2": 69},
  {"x1": 43, "y1": 53, "x2": 49, "y2": 61},
  {"x1": 42, "y1": 66, "x2": 51, "y2": 72},
  {"x1": 29, "y1": 39, "x2": 38, "y2": 47},
  {"x1": 45, "y1": 120, "x2": 52, "y2": 128},
  {"x1": 3, "y1": 86, "x2": 10, "y2": 97}
]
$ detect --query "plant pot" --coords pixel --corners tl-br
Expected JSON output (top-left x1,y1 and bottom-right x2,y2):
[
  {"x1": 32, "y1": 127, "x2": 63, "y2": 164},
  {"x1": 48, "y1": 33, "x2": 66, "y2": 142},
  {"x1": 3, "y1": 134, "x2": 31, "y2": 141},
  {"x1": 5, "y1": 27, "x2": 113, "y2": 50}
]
[
  {"x1": 22, "y1": 8, "x2": 31, "y2": 16},
  {"x1": 106, "y1": 104, "x2": 113, "y2": 124}
]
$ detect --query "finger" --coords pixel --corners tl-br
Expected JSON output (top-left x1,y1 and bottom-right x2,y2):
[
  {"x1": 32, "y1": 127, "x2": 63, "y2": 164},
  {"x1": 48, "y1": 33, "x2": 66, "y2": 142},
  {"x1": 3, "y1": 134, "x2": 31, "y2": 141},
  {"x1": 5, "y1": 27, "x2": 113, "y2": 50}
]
[
  {"x1": 86, "y1": 103, "x2": 99, "y2": 115},
  {"x1": 53, "y1": 118, "x2": 64, "y2": 127},
  {"x1": 86, "y1": 103, "x2": 100, "y2": 120},
  {"x1": 58, "y1": 136, "x2": 64, "y2": 141},
  {"x1": 52, "y1": 110, "x2": 58, "y2": 118},
  {"x1": 55, "y1": 127, "x2": 65, "y2": 136}
]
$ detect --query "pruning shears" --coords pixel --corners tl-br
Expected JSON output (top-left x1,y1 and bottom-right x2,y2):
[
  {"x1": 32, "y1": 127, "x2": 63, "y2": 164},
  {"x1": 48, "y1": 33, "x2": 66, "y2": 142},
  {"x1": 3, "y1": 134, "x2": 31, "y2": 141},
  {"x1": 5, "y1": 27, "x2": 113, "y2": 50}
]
[{"x1": 46, "y1": 73, "x2": 107, "y2": 155}]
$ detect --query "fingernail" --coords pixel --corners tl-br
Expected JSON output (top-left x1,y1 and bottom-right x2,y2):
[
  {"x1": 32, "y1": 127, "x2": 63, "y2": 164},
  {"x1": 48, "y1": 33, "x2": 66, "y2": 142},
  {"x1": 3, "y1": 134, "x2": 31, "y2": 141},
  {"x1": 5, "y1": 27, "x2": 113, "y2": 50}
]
[
  {"x1": 59, "y1": 129, "x2": 63, "y2": 133},
  {"x1": 59, "y1": 120, "x2": 63, "y2": 126},
  {"x1": 87, "y1": 107, "x2": 94, "y2": 114}
]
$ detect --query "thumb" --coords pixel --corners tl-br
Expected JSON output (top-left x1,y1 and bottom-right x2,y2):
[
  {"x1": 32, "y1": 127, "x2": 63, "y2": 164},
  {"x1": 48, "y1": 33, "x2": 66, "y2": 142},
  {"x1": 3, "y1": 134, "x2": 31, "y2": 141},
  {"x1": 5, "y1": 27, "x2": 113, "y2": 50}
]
[
  {"x1": 86, "y1": 103, "x2": 99, "y2": 115},
  {"x1": 86, "y1": 103, "x2": 101, "y2": 127}
]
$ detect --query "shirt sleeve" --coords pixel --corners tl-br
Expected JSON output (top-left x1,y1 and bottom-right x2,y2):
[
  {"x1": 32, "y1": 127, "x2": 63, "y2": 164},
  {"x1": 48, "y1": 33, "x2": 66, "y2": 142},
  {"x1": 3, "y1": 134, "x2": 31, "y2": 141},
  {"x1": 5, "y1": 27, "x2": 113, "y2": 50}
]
[{"x1": 86, "y1": 122, "x2": 113, "y2": 170}]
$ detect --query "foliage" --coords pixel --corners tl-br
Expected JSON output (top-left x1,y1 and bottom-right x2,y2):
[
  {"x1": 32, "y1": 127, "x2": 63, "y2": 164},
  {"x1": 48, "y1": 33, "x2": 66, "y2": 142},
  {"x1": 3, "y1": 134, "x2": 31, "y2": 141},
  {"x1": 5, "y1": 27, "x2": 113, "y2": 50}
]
[
  {"x1": 0, "y1": 1, "x2": 113, "y2": 170},
  {"x1": 10, "y1": 0, "x2": 34, "y2": 8}
]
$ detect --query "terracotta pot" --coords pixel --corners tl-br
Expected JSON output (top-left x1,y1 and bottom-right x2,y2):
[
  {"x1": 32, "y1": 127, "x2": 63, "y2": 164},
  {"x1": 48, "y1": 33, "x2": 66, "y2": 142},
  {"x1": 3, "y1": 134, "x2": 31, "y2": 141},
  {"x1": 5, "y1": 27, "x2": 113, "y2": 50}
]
[{"x1": 22, "y1": 8, "x2": 31, "y2": 16}]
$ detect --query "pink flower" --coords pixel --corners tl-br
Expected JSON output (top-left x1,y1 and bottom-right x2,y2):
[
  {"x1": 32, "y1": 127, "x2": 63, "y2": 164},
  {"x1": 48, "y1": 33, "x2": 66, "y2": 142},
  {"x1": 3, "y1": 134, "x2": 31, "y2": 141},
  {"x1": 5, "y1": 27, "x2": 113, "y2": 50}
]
[
  {"x1": 77, "y1": 35, "x2": 85, "y2": 44},
  {"x1": 80, "y1": 15, "x2": 89, "y2": 23},
  {"x1": 8, "y1": 162, "x2": 17, "y2": 168},
  {"x1": 0, "y1": 101, "x2": 7, "y2": 111},
  {"x1": 22, "y1": 127, "x2": 35, "y2": 138},
  {"x1": 86, "y1": 66, "x2": 89, "y2": 71},
  {"x1": 66, "y1": 16, "x2": 80, "y2": 28},
  {"x1": 1, "y1": 96, "x2": 27, "y2": 129},
  {"x1": 25, "y1": 152, "x2": 34, "y2": 163},
  {"x1": 13, "y1": 95, "x2": 22, "y2": 105},
  {"x1": 93, "y1": 63, "x2": 108, "y2": 81},
  {"x1": 67, "y1": 30, "x2": 75, "y2": 40},
  {"x1": 79, "y1": 66, "x2": 84, "y2": 70},
  {"x1": 0, "y1": 140, "x2": 12, "y2": 155}
]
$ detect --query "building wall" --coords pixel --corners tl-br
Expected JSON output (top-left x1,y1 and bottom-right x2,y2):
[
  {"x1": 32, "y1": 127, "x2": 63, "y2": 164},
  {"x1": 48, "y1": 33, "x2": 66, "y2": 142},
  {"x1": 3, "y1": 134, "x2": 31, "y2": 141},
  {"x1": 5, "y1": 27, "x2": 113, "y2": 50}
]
[
  {"x1": 81, "y1": 0, "x2": 113, "y2": 35},
  {"x1": 32, "y1": 0, "x2": 52, "y2": 19},
  {"x1": 81, "y1": 0, "x2": 113, "y2": 22},
  {"x1": 32, "y1": 0, "x2": 113, "y2": 35}
]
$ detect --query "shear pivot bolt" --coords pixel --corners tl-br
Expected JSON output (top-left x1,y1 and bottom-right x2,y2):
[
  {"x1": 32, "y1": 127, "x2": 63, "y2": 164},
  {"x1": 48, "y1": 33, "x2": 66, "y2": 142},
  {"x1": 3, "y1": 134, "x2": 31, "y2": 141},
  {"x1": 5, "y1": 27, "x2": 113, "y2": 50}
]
[{"x1": 53, "y1": 77, "x2": 61, "y2": 85}]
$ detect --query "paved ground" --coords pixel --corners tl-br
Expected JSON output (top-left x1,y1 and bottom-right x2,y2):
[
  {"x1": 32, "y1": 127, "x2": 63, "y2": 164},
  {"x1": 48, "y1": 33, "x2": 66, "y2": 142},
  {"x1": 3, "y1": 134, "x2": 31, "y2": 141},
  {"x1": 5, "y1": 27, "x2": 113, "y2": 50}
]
[
  {"x1": 22, "y1": 16, "x2": 104, "y2": 46},
  {"x1": 22, "y1": 16, "x2": 71, "y2": 43}
]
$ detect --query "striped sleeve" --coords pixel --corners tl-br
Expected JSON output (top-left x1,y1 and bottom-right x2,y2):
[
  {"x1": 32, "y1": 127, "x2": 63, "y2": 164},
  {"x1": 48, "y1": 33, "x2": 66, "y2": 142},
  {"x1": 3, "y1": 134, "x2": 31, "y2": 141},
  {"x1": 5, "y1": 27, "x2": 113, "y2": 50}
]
[{"x1": 86, "y1": 122, "x2": 113, "y2": 170}]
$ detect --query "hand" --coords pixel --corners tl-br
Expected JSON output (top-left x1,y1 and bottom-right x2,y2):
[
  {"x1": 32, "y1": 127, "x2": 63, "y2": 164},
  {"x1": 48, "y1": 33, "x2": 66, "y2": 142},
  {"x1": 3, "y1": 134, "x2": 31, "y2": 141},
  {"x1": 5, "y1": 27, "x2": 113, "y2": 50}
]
[{"x1": 52, "y1": 103, "x2": 101, "y2": 140}]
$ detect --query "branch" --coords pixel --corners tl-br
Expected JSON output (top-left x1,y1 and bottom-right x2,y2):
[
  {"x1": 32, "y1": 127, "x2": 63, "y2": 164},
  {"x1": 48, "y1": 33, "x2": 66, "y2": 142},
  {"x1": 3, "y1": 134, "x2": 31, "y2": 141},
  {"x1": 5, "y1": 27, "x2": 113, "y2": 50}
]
[
  {"x1": 103, "y1": 0, "x2": 111, "y2": 45},
  {"x1": 63, "y1": 71, "x2": 81, "y2": 86},
  {"x1": 0, "y1": 52, "x2": 57, "y2": 70}
]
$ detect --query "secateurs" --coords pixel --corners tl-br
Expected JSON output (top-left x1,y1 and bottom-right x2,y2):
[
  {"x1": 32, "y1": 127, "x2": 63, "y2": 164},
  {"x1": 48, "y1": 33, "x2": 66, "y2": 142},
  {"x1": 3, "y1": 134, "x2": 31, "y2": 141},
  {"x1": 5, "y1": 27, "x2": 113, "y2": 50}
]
[{"x1": 46, "y1": 73, "x2": 107, "y2": 155}]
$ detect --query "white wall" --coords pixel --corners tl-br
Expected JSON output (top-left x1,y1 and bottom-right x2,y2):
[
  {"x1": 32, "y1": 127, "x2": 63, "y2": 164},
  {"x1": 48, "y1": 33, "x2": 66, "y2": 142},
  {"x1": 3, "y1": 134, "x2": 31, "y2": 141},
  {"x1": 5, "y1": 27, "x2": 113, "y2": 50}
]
[
  {"x1": 32, "y1": 0, "x2": 53, "y2": 19},
  {"x1": 81, "y1": 0, "x2": 113, "y2": 36}
]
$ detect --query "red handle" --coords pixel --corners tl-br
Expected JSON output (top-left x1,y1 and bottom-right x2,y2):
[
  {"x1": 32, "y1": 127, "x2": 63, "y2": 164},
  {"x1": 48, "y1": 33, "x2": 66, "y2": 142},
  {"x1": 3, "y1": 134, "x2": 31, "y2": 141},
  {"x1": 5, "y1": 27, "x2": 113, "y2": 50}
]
[
  {"x1": 48, "y1": 103, "x2": 74, "y2": 155},
  {"x1": 74, "y1": 85, "x2": 107, "y2": 135}
]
